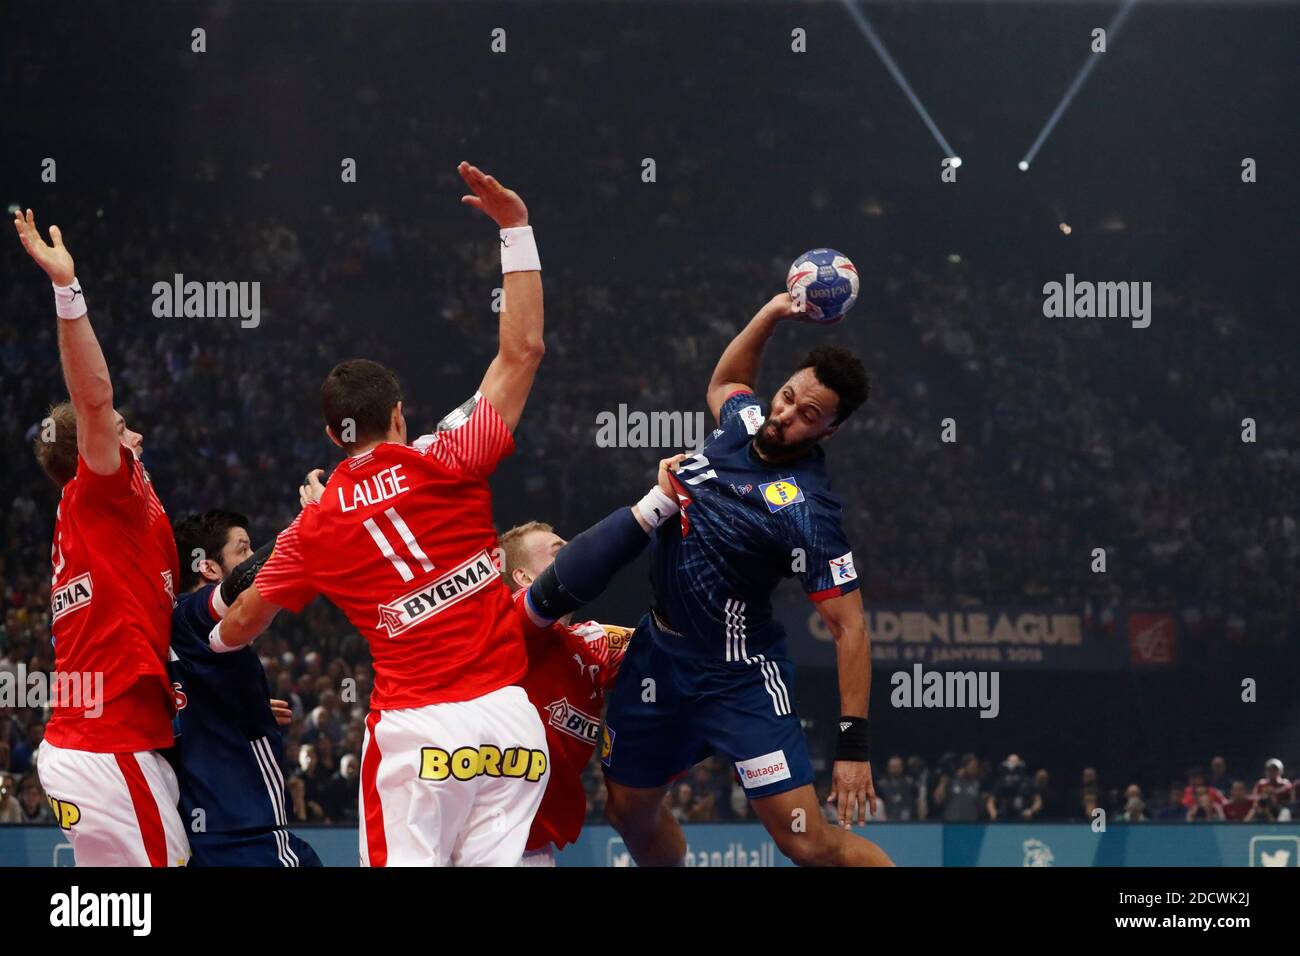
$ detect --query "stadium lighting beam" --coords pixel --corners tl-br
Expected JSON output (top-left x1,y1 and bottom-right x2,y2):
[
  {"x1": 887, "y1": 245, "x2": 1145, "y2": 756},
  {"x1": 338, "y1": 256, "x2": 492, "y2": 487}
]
[
  {"x1": 840, "y1": 0, "x2": 958, "y2": 163},
  {"x1": 1017, "y1": 0, "x2": 1140, "y2": 171}
]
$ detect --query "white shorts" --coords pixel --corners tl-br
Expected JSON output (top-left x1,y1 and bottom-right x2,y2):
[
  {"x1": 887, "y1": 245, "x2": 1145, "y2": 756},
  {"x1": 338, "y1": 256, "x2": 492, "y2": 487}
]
[
  {"x1": 359, "y1": 684, "x2": 549, "y2": 867},
  {"x1": 36, "y1": 740, "x2": 190, "y2": 867}
]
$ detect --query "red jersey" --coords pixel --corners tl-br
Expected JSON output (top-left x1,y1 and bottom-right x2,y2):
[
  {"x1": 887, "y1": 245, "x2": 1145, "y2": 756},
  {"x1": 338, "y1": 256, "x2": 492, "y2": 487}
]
[
  {"x1": 513, "y1": 588, "x2": 632, "y2": 852},
  {"x1": 45, "y1": 447, "x2": 178, "y2": 753},
  {"x1": 255, "y1": 393, "x2": 526, "y2": 710}
]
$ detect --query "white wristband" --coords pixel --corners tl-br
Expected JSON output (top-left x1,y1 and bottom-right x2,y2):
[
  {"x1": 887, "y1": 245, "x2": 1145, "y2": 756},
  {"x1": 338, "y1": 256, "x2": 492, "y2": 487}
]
[
  {"x1": 208, "y1": 620, "x2": 240, "y2": 654},
  {"x1": 53, "y1": 279, "x2": 87, "y2": 320},
  {"x1": 636, "y1": 485, "x2": 680, "y2": 530},
  {"x1": 500, "y1": 226, "x2": 541, "y2": 273}
]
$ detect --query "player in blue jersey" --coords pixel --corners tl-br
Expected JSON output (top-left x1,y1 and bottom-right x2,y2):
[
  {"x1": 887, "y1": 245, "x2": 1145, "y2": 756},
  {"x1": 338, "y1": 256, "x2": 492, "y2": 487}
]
[
  {"x1": 602, "y1": 291, "x2": 894, "y2": 867},
  {"x1": 169, "y1": 509, "x2": 322, "y2": 867}
]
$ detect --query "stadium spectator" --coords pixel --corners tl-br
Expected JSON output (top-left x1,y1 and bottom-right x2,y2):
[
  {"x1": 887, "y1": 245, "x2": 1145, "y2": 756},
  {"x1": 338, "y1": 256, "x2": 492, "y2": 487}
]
[
  {"x1": 1252, "y1": 759, "x2": 1294, "y2": 807},
  {"x1": 1186, "y1": 787, "x2": 1226, "y2": 822},
  {"x1": 16, "y1": 774, "x2": 53, "y2": 824},
  {"x1": 985, "y1": 754, "x2": 1033, "y2": 822},
  {"x1": 935, "y1": 754, "x2": 983, "y2": 822},
  {"x1": 1223, "y1": 781, "x2": 1254, "y2": 822},
  {"x1": 0, "y1": 773, "x2": 20, "y2": 823},
  {"x1": 1181, "y1": 767, "x2": 1227, "y2": 809},
  {"x1": 1208, "y1": 755, "x2": 1233, "y2": 795},
  {"x1": 876, "y1": 755, "x2": 917, "y2": 821},
  {"x1": 1117, "y1": 795, "x2": 1147, "y2": 823}
]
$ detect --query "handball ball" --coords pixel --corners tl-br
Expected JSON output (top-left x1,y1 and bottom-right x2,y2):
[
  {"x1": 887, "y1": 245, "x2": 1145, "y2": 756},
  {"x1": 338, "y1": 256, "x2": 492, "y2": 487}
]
[{"x1": 786, "y1": 248, "x2": 859, "y2": 323}]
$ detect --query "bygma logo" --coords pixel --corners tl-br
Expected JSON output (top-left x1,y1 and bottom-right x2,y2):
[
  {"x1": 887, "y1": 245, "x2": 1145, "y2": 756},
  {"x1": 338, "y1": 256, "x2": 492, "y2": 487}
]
[{"x1": 50, "y1": 886, "x2": 151, "y2": 936}]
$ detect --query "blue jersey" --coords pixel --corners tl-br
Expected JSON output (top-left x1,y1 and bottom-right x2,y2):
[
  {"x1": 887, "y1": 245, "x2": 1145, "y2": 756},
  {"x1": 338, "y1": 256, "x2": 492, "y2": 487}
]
[
  {"x1": 169, "y1": 585, "x2": 315, "y2": 866},
  {"x1": 650, "y1": 389, "x2": 860, "y2": 661}
]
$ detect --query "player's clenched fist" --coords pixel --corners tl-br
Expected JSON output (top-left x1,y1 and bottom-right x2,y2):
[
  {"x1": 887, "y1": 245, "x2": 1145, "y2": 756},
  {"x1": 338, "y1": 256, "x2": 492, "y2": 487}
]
[
  {"x1": 458, "y1": 162, "x2": 528, "y2": 228},
  {"x1": 13, "y1": 209, "x2": 76, "y2": 286}
]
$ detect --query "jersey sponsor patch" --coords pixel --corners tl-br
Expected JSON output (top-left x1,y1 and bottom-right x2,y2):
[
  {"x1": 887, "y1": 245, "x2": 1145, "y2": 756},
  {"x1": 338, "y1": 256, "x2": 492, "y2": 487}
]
[
  {"x1": 735, "y1": 750, "x2": 792, "y2": 789},
  {"x1": 51, "y1": 573, "x2": 93, "y2": 623},
  {"x1": 739, "y1": 405, "x2": 764, "y2": 436},
  {"x1": 759, "y1": 478, "x2": 804, "y2": 513},
  {"x1": 545, "y1": 697, "x2": 602, "y2": 743},
  {"x1": 603, "y1": 625, "x2": 633, "y2": 652},
  {"x1": 829, "y1": 551, "x2": 858, "y2": 584},
  {"x1": 600, "y1": 725, "x2": 615, "y2": 765},
  {"x1": 375, "y1": 550, "x2": 499, "y2": 638}
]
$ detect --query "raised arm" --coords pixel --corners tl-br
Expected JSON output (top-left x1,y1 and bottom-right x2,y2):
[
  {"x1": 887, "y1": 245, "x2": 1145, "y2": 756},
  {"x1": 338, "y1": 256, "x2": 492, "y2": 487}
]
[
  {"x1": 459, "y1": 162, "x2": 544, "y2": 433},
  {"x1": 705, "y1": 292, "x2": 801, "y2": 422},
  {"x1": 14, "y1": 210, "x2": 120, "y2": 476}
]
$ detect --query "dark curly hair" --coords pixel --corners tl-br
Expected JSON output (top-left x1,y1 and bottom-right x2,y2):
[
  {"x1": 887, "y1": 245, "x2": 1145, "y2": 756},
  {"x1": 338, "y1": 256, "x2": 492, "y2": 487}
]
[{"x1": 796, "y1": 345, "x2": 870, "y2": 425}]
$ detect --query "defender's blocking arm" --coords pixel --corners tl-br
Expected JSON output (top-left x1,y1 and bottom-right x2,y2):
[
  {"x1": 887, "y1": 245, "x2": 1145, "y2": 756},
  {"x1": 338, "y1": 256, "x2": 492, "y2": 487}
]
[
  {"x1": 13, "y1": 210, "x2": 121, "y2": 476},
  {"x1": 458, "y1": 162, "x2": 544, "y2": 433}
]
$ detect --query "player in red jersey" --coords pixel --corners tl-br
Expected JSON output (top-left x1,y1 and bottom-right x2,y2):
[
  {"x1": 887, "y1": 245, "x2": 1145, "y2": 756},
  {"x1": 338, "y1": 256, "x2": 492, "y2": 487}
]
[
  {"x1": 212, "y1": 163, "x2": 550, "y2": 866},
  {"x1": 14, "y1": 209, "x2": 190, "y2": 866},
  {"x1": 302, "y1": 455, "x2": 684, "y2": 865}
]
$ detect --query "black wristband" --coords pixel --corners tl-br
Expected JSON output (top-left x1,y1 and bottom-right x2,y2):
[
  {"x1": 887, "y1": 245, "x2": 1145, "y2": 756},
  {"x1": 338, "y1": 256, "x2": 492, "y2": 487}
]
[
  {"x1": 835, "y1": 716, "x2": 870, "y2": 763},
  {"x1": 219, "y1": 537, "x2": 276, "y2": 607}
]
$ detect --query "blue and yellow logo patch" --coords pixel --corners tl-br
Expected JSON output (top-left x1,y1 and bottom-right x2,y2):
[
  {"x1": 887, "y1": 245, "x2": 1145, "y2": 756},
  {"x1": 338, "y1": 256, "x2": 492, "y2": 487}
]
[
  {"x1": 601, "y1": 725, "x2": 615, "y2": 765},
  {"x1": 759, "y1": 478, "x2": 805, "y2": 513}
]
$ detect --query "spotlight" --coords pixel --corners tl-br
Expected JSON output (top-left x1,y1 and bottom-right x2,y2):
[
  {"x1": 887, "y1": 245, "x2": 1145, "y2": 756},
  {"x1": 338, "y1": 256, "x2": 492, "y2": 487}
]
[
  {"x1": 948, "y1": 156, "x2": 962, "y2": 168},
  {"x1": 1017, "y1": 161, "x2": 1030, "y2": 172}
]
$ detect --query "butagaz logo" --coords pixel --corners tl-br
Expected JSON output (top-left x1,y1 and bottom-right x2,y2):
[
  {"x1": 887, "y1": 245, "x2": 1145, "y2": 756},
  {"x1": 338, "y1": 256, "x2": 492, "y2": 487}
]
[
  {"x1": 151, "y1": 273, "x2": 261, "y2": 328},
  {"x1": 729, "y1": 483, "x2": 753, "y2": 498},
  {"x1": 376, "y1": 550, "x2": 498, "y2": 637},
  {"x1": 759, "y1": 478, "x2": 804, "y2": 513},
  {"x1": 1042, "y1": 273, "x2": 1151, "y2": 328},
  {"x1": 545, "y1": 697, "x2": 601, "y2": 743},
  {"x1": 829, "y1": 552, "x2": 857, "y2": 584},
  {"x1": 50, "y1": 886, "x2": 152, "y2": 936},
  {"x1": 739, "y1": 404, "x2": 764, "y2": 436},
  {"x1": 890, "y1": 663, "x2": 1000, "y2": 718},
  {"x1": 0, "y1": 664, "x2": 103, "y2": 717},
  {"x1": 735, "y1": 750, "x2": 792, "y2": 789},
  {"x1": 594, "y1": 404, "x2": 706, "y2": 449},
  {"x1": 51, "y1": 572, "x2": 92, "y2": 623}
]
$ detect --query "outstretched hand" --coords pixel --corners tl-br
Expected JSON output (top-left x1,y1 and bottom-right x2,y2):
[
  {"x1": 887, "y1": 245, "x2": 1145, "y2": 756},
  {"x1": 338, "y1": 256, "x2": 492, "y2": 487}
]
[
  {"x1": 458, "y1": 162, "x2": 528, "y2": 228},
  {"x1": 13, "y1": 209, "x2": 75, "y2": 285}
]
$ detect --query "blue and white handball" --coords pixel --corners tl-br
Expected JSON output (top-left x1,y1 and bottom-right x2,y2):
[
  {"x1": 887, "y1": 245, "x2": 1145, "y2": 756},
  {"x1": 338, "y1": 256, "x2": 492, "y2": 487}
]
[{"x1": 786, "y1": 248, "x2": 859, "y2": 323}]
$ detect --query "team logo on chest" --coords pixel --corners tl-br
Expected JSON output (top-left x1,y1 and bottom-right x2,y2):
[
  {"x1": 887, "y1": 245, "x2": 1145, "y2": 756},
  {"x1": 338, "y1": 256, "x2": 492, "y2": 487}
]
[
  {"x1": 545, "y1": 697, "x2": 602, "y2": 743},
  {"x1": 376, "y1": 550, "x2": 499, "y2": 637},
  {"x1": 759, "y1": 478, "x2": 804, "y2": 513}
]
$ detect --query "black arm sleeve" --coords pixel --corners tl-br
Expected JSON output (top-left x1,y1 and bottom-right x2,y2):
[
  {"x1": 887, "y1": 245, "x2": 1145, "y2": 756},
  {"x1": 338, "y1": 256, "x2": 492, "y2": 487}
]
[{"x1": 219, "y1": 537, "x2": 277, "y2": 608}]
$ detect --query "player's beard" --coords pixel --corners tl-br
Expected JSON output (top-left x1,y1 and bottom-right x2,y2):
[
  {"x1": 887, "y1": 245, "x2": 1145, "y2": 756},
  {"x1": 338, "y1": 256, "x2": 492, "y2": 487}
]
[{"x1": 753, "y1": 418, "x2": 817, "y2": 462}]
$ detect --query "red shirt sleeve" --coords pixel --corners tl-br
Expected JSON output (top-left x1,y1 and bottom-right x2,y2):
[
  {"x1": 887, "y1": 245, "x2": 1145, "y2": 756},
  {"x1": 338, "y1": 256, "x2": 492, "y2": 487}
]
[
  {"x1": 253, "y1": 512, "x2": 318, "y2": 613},
  {"x1": 75, "y1": 447, "x2": 138, "y2": 505},
  {"x1": 414, "y1": 392, "x2": 515, "y2": 480}
]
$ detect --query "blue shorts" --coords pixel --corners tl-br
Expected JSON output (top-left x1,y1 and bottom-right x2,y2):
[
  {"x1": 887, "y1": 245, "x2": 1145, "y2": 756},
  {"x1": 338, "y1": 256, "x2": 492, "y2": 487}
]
[
  {"x1": 601, "y1": 614, "x2": 813, "y2": 799},
  {"x1": 189, "y1": 828, "x2": 323, "y2": 867}
]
